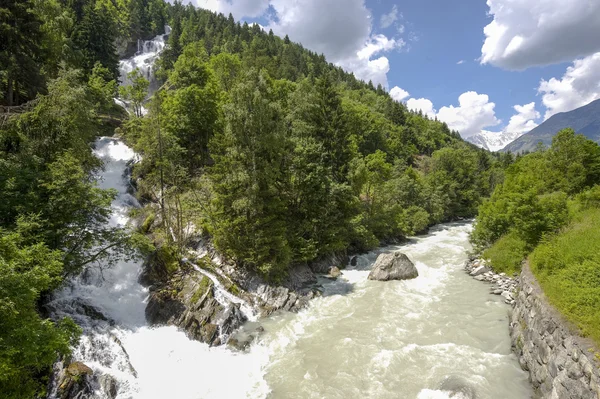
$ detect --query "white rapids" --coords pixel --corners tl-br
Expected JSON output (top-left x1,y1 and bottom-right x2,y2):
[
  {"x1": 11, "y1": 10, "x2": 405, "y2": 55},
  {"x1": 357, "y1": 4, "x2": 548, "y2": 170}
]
[
  {"x1": 47, "y1": 138, "x2": 270, "y2": 399},
  {"x1": 46, "y1": 25, "x2": 532, "y2": 397},
  {"x1": 48, "y1": 144, "x2": 533, "y2": 398}
]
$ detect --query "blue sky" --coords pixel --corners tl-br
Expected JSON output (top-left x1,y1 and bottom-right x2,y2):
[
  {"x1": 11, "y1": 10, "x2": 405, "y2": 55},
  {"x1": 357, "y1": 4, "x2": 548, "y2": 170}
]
[{"x1": 182, "y1": 0, "x2": 600, "y2": 140}]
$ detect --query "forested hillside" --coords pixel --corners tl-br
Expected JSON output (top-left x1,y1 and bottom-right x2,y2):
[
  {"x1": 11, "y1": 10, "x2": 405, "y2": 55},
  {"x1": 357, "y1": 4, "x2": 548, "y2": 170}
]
[
  {"x1": 0, "y1": 1, "x2": 161, "y2": 397},
  {"x1": 0, "y1": 1, "x2": 503, "y2": 397},
  {"x1": 122, "y1": 3, "x2": 506, "y2": 279}
]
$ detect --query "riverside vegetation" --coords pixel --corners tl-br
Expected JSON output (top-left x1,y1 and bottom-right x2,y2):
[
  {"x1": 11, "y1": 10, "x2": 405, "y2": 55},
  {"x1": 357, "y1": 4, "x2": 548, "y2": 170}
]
[
  {"x1": 0, "y1": 1, "x2": 503, "y2": 396},
  {"x1": 0, "y1": 1, "x2": 595, "y2": 398},
  {"x1": 472, "y1": 128, "x2": 600, "y2": 346}
]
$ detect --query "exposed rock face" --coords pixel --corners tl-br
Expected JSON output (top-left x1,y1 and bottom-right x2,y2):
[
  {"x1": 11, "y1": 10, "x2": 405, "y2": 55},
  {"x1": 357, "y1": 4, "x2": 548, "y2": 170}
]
[
  {"x1": 144, "y1": 266, "x2": 246, "y2": 346},
  {"x1": 220, "y1": 260, "x2": 321, "y2": 317},
  {"x1": 49, "y1": 360, "x2": 121, "y2": 399},
  {"x1": 308, "y1": 252, "x2": 349, "y2": 274},
  {"x1": 51, "y1": 361, "x2": 94, "y2": 399},
  {"x1": 510, "y1": 263, "x2": 600, "y2": 398},
  {"x1": 368, "y1": 252, "x2": 418, "y2": 281}
]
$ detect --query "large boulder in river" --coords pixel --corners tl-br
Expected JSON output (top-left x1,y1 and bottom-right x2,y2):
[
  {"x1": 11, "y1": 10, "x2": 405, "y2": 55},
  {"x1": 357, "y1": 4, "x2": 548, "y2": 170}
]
[{"x1": 368, "y1": 252, "x2": 418, "y2": 281}]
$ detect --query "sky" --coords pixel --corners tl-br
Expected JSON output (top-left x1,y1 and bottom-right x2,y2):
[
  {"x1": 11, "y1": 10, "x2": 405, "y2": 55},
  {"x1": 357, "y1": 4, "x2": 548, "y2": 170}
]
[{"x1": 174, "y1": 0, "x2": 600, "y2": 140}]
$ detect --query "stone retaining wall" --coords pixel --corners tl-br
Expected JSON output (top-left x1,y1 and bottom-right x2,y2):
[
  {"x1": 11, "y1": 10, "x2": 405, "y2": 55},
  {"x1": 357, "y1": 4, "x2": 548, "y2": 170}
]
[{"x1": 510, "y1": 263, "x2": 600, "y2": 399}]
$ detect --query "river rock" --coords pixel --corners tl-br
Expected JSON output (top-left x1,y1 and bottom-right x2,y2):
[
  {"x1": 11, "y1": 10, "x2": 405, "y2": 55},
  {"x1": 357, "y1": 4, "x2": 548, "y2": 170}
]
[
  {"x1": 52, "y1": 361, "x2": 94, "y2": 399},
  {"x1": 368, "y1": 252, "x2": 418, "y2": 281},
  {"x1": 308, "y1": 252, "x2": 349, "y2": 274},
  {"x1": 328, "y1": 266, "x2": 342, "y2": 278},
  {"x1": 145, "y1": 269, "x2": 246, "y2": 346},
  {"x1": 470, "y1": 265, "x2": 491, "y2": 276}
]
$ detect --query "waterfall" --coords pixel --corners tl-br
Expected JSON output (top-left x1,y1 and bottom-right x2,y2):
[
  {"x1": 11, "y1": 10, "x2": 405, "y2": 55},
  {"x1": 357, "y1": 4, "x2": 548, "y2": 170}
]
[
  {"x1": 46, "y1": 27, "x2": 266, "y2": 398},
  {"x1": 118, "y1": 31, "x2": 167, "y2": 88},
  {"x1": 184, "y1": 259, "x2": 258, "y2": 322},
  {"x1": 46, "y1": 138, "x2": 267, "y2": 399}
]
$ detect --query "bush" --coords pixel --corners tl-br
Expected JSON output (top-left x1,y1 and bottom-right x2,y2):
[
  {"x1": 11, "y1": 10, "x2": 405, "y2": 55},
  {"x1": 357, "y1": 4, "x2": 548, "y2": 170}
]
[{"x1": 482, "y1": 232, "x2": 528, "y2": 275}]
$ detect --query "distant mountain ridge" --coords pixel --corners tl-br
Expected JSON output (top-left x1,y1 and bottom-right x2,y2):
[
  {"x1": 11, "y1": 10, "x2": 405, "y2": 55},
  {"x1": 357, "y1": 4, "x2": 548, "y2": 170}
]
[
  {"x1": 467, "y1": 130, "x2": 523, "y2": 152},
  {"x1": 502, "y1": 98, "x2": 600, "y2": 153}
]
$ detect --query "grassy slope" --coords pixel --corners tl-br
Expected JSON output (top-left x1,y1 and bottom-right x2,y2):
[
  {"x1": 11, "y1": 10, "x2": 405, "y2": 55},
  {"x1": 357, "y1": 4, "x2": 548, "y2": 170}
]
[{"x1": 529, "y1": 208, "x2": 600, "y2": 344}]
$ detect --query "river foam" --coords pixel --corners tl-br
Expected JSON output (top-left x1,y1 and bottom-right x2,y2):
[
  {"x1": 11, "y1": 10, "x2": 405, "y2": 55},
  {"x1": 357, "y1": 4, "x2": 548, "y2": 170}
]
[{"x1": 49, "y1": 138, "x2": 531, "y2": 398}]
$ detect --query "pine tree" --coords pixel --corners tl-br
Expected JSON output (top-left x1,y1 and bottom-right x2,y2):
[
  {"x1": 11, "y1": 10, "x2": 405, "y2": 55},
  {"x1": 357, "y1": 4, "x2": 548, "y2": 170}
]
[{"x1": 0, "y1": 0, "x2": 45, "y2": 105}]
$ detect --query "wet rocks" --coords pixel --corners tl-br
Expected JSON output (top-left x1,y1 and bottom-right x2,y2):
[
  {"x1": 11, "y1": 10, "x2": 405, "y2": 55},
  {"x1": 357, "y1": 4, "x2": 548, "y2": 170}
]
[
  {"x1": 368, "y1": 252, "x2": 418, "y2": 281},
  {"x1": 145, "y1": 269, "x2": 246, "y2": 346},
  {"x1": 328, "y1": 266, "x2": 342, "y2": 279},
  {"x1": 308, "y1": 252, "x2": 349, "y2": 274},
  {"x1": 52, "y1": 361, "x2": 94, "y2": 399},
  {"x1": 464, "y1": 259, "x2": 518, "y2": 305}
]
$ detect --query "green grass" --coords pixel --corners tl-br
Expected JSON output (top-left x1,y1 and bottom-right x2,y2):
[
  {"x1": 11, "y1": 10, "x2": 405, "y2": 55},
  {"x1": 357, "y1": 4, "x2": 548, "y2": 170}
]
[
  {"x1": 483, "y1": 231, "x2": 529, "y2": 275},
  {"x1": 530, "y1": 208, "x2": 600, "y2": 345}
]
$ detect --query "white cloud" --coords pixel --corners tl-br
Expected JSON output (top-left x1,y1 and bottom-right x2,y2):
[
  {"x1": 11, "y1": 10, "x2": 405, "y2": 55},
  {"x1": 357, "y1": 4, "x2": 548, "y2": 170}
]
[
  {"x1": 436, "y1": 92, "x2": 500, "y2": 138},
  {"x1": 407, "y1": 98, "x2": 436, "y2": 119},
  {"x1": 481, "y1": 0, "x2": 600, "y2": 69},
  {"x1": 504, "y1": 102, "x2": 540, "y2": 134},
  {"x1": 175, "y1": 0, "x2": 406, "y2": 88},
  {"x1": 538, "y1": 52, "x2": 600, "y2": 119},
  {"x1": 267, "y1": 0, "x2": 403, "y2": 88},
  {"x1": 380, "y1": 5, "x2": 399, "y2": 29},
  {"x1": 389, "y1": 86, "x2": 409, "y2": 102},
  {"x1": 456, "y1": 60, "x2": 465, "y2": 65}
]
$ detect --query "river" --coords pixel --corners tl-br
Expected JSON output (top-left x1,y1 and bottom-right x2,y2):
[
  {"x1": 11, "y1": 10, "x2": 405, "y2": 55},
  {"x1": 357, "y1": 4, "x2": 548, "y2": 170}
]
[
  {"x1": 47, "y1": 29, "x2": 532, "y2": 398},
  {"x1": 47, "y1": 137, "x2": 532, "y2": 399}
]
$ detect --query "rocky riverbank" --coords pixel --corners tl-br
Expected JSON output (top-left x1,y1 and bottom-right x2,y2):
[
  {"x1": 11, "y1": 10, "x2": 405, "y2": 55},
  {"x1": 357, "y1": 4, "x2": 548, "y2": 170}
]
[
  {"x1": 510, "y1": 263, "x2": 600, "y2": 399},
  {"x1": 463, "y1": 257, "x2": 518, "y2": 305},
  {"x1": 139, "y1": 236, "x2": 348, "y2": 348},
  {"x1": 465, "y1": 257, "x2": 600, "y2": 398}
]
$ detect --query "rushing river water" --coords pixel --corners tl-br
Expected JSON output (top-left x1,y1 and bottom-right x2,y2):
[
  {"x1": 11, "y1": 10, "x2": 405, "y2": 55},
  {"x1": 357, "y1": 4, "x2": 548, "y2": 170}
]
[
  {"x1": 47, "y1": 138, "x2": 533, "y2": 399},
  {"x1": 47, "y1": 29, "x2": 533, "y2": 398}
]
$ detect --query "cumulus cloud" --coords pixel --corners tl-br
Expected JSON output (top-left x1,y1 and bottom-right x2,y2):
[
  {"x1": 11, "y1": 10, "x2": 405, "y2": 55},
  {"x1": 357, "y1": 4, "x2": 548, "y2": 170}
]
[
  {"x1": 267, "y1": 0, "x2": 404, "y2": 87},
  {"x1": 436, "y1": 92, "x2": 500, "y2": 138},
  {"x1": 174, "y1": 0, "x2": 405, "y2": 88},
  {"x1": 538, "y1": 53, "x2": 600, "y2": 120},
  {"x1": 407, "y1": 98, "x2": 436, "y2": 119},
  {"x1": 481, "y1": 0, "x2": 600, "y2": 69},
  {"x1": 504, "y1": 102, "x2": 540, "y2": 134},
  {"x1": 389, "y1": 86, "x2": 409, "y2": 102},
  {"x1": 380, "y1": 5, "x2": 399, "y2": 29}
]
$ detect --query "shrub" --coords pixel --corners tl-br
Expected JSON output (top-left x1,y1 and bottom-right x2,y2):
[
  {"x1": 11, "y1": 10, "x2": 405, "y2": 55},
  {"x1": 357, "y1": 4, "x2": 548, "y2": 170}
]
[{"x1": 482, "y1": 232, "x2": 528, "y2": 274}]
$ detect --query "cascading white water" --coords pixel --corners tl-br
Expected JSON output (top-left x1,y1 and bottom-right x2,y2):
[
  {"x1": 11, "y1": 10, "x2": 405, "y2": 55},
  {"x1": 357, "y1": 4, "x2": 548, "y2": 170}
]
[
  {"x1": 185, "y1": 260, "x2": 258, "y2": 322},
  {"x1": 48, "y1": 138, "x2": 270, "y2": 399},
  {"x1": 47, "y1": 27, "x2": 533, "y2": 398},
  {"x1": 119, "y1": 32, "x2": 167, "y2": 88}
]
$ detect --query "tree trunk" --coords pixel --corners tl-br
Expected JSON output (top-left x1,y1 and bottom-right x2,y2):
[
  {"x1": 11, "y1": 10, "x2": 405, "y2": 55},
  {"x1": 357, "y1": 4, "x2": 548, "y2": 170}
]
[{"x1": 6, "y1": 74, "x2": 13, "y2": 106}]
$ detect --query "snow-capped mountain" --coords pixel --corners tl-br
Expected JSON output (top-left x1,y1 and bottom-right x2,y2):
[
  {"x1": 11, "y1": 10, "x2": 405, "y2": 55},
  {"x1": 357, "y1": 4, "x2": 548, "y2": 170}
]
[{"x1": 467, "y1": 130, "x2": 524, "y2": 152}]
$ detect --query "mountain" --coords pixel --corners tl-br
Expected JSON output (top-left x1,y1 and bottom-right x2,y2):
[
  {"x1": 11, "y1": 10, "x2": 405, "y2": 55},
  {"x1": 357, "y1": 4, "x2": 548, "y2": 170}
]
[
  {"x1": 467, "y1": 130, "x2": 524, "y2": 152},
  {"x1": 502, "y1": 99, "x2": 600, "y2": 153}
]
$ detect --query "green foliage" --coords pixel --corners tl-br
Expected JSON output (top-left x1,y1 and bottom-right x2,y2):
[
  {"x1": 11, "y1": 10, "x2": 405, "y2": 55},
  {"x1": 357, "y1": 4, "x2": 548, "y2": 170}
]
[
  {"x1": 473, "y1": 129, "x2": 599, "y2": 250},
  {"x1": 209, "y1": 70, "x2": 291, "y2": 279},
  {"x1": 0, "y1": 216, "x2": 81, "y2": 399},
  {"x1": 530, "y1": 207, "x2": 600, "y2": 345},
  {"x1": 120, "y1": 68, "x2": 149, "y2": 117},
  {"x1": 127, "y1": 4, "x2": 498, "y2": 278},
  {"x1": 482, "y1": 232, "x2": 528, "y2": 275}
]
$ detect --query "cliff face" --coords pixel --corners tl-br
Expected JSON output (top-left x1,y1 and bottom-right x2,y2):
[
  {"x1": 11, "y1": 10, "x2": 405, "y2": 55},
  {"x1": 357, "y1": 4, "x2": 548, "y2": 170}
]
[{"x1": 510, "y1": 263, "x2": 600, "y2": 398}]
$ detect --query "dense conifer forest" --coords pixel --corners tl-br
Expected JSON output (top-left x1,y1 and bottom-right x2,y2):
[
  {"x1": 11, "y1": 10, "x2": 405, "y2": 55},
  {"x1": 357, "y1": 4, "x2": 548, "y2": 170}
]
[{"x1": 0, "y1": 1, "x2": 509, "y2": 396}]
